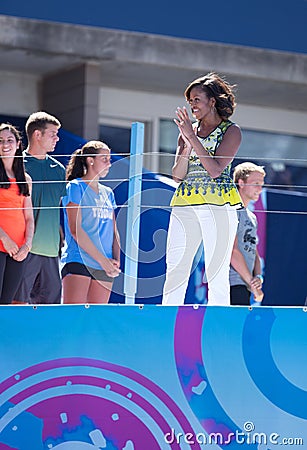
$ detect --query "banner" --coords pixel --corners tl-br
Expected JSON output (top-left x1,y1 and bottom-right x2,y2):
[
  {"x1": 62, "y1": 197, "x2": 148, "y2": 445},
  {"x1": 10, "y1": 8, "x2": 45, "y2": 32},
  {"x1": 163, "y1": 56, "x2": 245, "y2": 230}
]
[{"x1": 0, "y1": 306, "x2": 306, "y2": 449}]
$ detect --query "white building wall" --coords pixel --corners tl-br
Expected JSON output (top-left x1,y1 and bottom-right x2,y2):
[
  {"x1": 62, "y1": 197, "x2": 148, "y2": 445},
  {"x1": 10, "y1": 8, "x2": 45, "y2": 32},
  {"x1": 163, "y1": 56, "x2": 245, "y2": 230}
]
[
  {"x1": 99, "y1": 86, "x2": 307, "y2": 173},
  {"x1": 99, "y1": 86, "x2": 307, "y2": 137},
  {"x1": 0, "y1": 71, "x2": 39, "y2": 117}
]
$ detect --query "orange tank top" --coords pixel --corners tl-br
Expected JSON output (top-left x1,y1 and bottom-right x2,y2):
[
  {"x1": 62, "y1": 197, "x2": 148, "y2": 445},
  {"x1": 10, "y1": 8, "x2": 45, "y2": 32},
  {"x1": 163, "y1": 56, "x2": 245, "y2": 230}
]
[{"x1": 0, "y1": 179, "x2": 26, "y2": 253}]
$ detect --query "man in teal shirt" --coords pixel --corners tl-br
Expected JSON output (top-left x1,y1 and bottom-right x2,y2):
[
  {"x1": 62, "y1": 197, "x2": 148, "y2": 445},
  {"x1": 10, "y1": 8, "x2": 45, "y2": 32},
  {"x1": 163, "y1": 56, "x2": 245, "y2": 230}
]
[{"x1": 14, "y1": 111, "x2": 66, "y2": 304}]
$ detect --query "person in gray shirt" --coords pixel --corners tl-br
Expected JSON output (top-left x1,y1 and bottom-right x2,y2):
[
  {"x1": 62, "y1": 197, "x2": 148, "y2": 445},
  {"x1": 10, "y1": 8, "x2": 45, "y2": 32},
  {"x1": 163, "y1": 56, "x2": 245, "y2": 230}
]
[{"x1": 230, "y1": 162, "x2": 266, "y2": 305}]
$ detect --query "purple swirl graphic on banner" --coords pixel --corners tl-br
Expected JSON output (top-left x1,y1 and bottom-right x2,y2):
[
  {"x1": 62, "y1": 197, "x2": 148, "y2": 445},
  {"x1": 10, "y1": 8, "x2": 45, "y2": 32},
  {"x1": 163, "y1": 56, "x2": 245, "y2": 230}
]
[{"x1": 0, "y1": 357, "x2": 199, "y2": 449}]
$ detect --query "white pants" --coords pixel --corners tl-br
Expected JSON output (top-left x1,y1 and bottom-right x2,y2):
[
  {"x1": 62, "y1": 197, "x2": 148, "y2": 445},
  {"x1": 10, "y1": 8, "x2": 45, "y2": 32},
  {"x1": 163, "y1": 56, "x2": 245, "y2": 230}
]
[{"x1": 162, "y1": 205, "x2": 238, "y2": 306}]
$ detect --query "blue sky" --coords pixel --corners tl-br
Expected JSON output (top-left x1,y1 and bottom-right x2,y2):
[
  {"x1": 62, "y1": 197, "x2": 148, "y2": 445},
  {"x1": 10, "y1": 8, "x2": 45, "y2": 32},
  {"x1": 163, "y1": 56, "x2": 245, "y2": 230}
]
[{"x1": 1, "y1": 0, "x2": 306, "y2": 54}]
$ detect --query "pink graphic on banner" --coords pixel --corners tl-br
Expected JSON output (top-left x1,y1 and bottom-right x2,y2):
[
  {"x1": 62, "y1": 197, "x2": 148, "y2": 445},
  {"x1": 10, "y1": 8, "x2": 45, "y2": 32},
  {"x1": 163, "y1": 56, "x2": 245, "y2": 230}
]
[{"x1": 0, "y1": 357, "x2": 198, "y2": 449}]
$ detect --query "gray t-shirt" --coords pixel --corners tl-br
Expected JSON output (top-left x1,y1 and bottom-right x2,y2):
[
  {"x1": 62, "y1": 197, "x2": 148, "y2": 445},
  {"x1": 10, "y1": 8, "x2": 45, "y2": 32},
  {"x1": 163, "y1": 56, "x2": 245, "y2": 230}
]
[{"x1": 229, "y1": 208, "x2": 258, "y2": 287}]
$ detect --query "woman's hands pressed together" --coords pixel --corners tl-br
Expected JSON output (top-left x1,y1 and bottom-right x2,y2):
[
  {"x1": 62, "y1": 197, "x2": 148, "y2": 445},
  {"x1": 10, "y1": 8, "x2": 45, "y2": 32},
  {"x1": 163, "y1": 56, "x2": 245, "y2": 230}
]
[
  {"x1": 1, "y1": 234, "x2": 19, "y2": 257},
  {"x1": 12, "y1": 243, "x2": 31, "y2": 262},
  {"x1": 100, "y1": 257, "x2": 121, "y2": 278},
  {"x1": 174, "y1": 107, "x2": 194, "y2": 143}
]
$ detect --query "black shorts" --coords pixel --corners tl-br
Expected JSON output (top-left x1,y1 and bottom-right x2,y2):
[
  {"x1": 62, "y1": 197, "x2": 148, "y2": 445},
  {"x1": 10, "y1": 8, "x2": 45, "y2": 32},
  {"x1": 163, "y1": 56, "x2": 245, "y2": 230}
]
[
  {"x1": 230, "y1": 285, "x2": 251, "y2": 306},
  {"x1": 61, "y1": 262, "x2": 113, "y2": 283}
]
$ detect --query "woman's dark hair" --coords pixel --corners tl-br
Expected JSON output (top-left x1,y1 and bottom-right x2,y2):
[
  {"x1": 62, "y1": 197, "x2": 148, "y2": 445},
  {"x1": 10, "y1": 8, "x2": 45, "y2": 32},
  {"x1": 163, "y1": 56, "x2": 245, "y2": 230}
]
[
  {"x1": 184, "y1": 72, "x2": 237, "y2": 119},
  {"x1": 0, "y1": 123, "x2": 29, "y2": 196},
  {"x1": 66, "y1": 140, "x2": 110, "y2": 181}
]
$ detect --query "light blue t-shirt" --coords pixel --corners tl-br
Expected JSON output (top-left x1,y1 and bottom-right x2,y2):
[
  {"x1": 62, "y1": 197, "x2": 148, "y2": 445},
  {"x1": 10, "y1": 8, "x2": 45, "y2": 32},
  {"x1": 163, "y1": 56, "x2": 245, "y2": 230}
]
[{"x1": 61, "y1": 178, "x2": 117, "y2": 270}]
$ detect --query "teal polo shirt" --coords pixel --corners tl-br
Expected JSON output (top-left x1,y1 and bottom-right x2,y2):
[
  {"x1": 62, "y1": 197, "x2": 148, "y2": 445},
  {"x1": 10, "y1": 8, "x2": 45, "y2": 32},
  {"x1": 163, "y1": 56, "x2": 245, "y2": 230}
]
[{"x1": 24, "y1": 151, "x2": 66, "y2": 257}]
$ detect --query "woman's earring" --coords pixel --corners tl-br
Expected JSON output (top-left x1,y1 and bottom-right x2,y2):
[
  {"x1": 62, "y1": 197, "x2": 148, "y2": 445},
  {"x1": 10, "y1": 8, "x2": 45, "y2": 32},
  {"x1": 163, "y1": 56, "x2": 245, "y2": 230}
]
[{"x1": 90, "y1": 162, "x2": 94, "y2": 166}]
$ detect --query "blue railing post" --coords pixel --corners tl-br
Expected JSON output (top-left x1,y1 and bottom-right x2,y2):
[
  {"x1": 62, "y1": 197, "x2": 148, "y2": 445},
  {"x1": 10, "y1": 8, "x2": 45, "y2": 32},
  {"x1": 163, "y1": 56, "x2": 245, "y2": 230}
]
[{"x1": 124, "y1": 122, "x2": 144, "y2": 304}]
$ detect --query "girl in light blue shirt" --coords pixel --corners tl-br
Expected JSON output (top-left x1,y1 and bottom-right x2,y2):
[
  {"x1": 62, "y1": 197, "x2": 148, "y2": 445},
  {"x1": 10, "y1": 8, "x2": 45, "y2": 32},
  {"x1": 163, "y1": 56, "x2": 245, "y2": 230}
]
[{"x1": 61, "y1": 141, "x2": 121, "y2": 304}]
